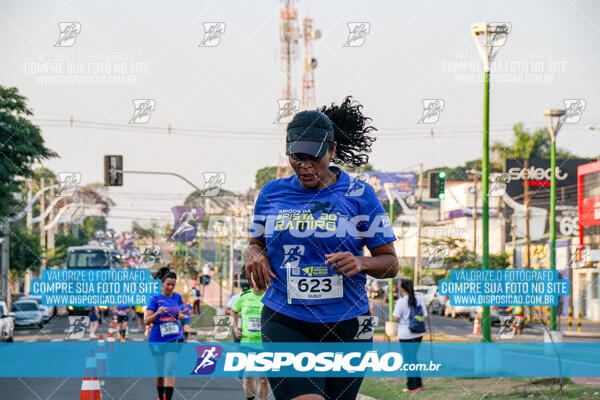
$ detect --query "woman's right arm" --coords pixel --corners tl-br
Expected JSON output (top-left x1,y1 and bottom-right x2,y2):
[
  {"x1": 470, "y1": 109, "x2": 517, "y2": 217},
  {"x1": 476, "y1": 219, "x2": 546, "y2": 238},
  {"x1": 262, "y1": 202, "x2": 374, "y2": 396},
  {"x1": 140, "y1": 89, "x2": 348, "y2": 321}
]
[
  {"x1": 244, "y1": 237, "x2": 275, "y2": 291},
  {"x1": 144, "y1": 306, "x2": 164, "y2": 325}
]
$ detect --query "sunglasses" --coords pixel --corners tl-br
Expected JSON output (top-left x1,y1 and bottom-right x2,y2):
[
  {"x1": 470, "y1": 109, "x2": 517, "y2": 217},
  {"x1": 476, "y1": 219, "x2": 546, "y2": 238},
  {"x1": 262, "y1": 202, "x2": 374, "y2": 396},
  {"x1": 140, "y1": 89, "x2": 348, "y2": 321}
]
[{"x1": 290, "y1": 153, "x2": 322, "y2": 163}]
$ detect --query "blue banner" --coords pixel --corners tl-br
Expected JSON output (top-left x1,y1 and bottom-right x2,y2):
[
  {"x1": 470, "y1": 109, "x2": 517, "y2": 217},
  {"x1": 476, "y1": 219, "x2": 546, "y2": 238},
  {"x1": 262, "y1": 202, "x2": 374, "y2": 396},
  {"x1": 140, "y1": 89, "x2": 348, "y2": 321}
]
[
  {"x1": 31, "y1": 269, "x2": 160, "y2": 306},
  {"x1": 1, "y1": 342, "x2": 599, "y2": 378},
  {"x1": 439, "y1": 269, "x2": 569, "y2": 306}
]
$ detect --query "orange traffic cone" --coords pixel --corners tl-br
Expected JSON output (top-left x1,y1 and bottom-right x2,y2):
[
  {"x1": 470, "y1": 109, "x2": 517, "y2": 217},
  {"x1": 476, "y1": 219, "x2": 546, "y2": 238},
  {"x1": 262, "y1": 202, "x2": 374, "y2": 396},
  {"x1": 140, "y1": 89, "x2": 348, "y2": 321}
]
[
  {"x1": 81, "y1": 349, "x2": 102, "y2": 399},
  {"x1": 106, "y1": 332, "x2": 115, "y2": 353},
  {"x1": 79, "y1": 377, "x2": 102, "y2": 400},
  {"x1": 473, "y1": 314, "x2": 481, "y2": 335}
]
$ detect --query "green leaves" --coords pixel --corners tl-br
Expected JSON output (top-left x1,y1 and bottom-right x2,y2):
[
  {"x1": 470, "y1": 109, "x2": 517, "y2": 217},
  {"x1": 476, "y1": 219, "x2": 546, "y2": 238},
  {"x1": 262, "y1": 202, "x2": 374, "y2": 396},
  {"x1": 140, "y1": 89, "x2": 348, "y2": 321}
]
[{"x1": 0, "y1": 85, "x2": 57, "y2": 217}]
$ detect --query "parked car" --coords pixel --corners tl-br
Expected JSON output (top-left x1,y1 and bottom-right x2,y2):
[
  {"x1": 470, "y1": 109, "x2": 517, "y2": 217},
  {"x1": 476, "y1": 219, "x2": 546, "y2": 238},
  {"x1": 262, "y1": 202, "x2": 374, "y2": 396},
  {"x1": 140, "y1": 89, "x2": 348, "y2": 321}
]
[
  {"x1": 422, "y1": 288, "x2": 447, "y2": 315},
  {"x1": 444, "y1": 302, "x2": 477, "y2": 320},
  {"x1": 476, "y1": 306, "x2": 510, "y2": 325},
  {"x1": 414, "y1": 285, "x2": 438, "y2": 305},
  {"x1": 11, "y1": 300, "x2": 44, "y2": 329},
  {"x1": 20, "y1": 295, "x2": 54, "y2": 322},
  {"x1": 0, "y1": 301, "x2": 14, "y2": 342}
]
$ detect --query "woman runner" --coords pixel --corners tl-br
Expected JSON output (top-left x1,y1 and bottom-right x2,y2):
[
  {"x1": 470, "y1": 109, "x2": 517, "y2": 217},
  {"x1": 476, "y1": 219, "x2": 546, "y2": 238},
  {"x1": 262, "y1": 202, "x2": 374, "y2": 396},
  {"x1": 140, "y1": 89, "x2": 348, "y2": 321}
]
[
  {"x1": 145, "y1": 267, "x2": 186, "y2": 400},
  {"x1": 393, "y1": 279, "x2": 428, "y2": 392},
  {"x1": 246, "y1": 96, "x2": 399, "y2": 400}
]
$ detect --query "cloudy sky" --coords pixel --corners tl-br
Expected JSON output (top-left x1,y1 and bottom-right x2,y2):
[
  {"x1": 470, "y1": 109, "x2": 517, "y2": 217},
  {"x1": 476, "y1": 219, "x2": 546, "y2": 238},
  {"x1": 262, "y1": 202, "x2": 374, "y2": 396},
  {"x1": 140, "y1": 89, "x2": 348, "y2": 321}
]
[{"x1": 2, "y1": 0, "x2": 599, "y2": 231}]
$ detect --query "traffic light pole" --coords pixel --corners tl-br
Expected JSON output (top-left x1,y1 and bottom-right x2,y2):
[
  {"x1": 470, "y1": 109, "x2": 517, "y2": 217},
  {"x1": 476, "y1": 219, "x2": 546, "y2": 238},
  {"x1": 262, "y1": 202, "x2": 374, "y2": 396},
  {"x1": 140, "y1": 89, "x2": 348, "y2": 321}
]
[
  {"x1": 550, "y1": 138, "x2": 557, "y2": 331},
  {"x1": 388, "y1": 201, "x2": 394, "y2": 322},
  {"x1": 481, "y1": 70, "x2": 491, "y2": 342},
  {"x1": 119, "y1": 170, "x2": 204, "y2": 193}
]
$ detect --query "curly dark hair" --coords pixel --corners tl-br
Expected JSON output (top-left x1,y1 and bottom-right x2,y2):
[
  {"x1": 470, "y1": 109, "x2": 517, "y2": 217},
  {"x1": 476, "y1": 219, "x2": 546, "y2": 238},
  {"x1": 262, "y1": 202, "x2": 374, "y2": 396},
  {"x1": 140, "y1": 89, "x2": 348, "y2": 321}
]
[
  {"x1": 318, "y1": 96, "x2": 377, "y2": 167},
  {"x1": 152, "y1": 266, "x2": 177, "y2": 282}
]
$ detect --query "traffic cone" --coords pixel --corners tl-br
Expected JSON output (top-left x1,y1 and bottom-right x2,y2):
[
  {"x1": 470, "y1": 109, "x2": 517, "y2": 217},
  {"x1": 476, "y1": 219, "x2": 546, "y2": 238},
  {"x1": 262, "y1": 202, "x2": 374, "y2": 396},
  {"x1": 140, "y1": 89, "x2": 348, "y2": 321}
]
[
  {"x1": 96, "y1": 336, "x2": 108, "y2": 376},
  {"x1": 84, "y1": 348, "x2": 97, "y2": 377},
  {"x1": 106, "y1": 332, "x2": 115, "y2": 353},
  {"x1": 473, "y1": 314, "x2": 481, "y2": 335},
  {"x1": 97, "y1": 335, "x2": 105, "y2": 352},
  {"x1": 79, "y1": 377, "x2": 102, "y2": 400}
]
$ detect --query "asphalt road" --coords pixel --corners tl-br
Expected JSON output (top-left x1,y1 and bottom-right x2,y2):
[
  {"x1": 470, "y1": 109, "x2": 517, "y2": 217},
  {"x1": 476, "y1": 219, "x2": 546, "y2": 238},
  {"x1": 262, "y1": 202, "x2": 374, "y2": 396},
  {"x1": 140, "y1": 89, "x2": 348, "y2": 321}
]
[
  {"x1": 3, "y1": 303, "x2": 597, "y2": 399},
  {"x1": 368, "y1": 297, "x2": 596, "y2": 342},
  {"x1": 3, "y1": 314, "x2": 253, "y2": 400}
]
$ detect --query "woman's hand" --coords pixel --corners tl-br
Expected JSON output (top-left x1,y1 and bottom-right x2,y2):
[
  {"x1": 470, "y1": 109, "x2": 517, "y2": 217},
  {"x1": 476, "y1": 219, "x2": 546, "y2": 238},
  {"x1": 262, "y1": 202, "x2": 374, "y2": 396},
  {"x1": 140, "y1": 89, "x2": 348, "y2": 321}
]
[
  {"x1": 245, "y1": 242, "x2": 275, "y2": 291},
  {"x1": 325, "y1": 251, "x2": 365, "y2": 277},
  {"x1": 156, "y1": 306, "x2": 167, "y2": 314}
]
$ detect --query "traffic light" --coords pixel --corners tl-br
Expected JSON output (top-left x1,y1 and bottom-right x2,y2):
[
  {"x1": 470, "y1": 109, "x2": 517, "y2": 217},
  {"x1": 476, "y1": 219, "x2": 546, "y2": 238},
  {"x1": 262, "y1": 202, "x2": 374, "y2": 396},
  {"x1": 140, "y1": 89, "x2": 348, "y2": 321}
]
[
  {"x1": 429, "y1": 170, "x2": 446, "y2": 199},
  {"x1": 104, "y1": 155, "x2": 123, "y2": 186},
  {"x1": 438, "y1": 170, "x2": 446, "y2": 199}
]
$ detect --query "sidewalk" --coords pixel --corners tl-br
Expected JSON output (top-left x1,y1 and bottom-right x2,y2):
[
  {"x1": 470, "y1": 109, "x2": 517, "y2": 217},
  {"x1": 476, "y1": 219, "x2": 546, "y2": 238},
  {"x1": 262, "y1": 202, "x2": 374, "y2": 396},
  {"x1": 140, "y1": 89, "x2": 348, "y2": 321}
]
[
  {"x1": 558, "y1": 316, "x2": 600, "y2": 338},
  {"x1": 201, "y1": 280, "x2": 232, "y2": 311},
  {"x1": 571, "y1": 377, "x2": 600, "y2": 388}
]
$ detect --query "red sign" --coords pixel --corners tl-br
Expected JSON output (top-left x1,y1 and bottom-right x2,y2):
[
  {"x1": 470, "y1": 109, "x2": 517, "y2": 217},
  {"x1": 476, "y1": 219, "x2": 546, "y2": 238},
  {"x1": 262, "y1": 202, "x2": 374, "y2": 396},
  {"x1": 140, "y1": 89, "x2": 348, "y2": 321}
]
[{"x1": 578, "y1": 161, "x2": 600, "y2": 229}]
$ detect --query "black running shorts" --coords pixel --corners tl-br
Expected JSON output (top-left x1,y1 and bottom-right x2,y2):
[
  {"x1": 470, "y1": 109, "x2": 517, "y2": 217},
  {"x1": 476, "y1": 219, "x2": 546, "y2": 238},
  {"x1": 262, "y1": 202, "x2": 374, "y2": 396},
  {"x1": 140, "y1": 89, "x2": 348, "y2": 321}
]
[{"x1": 261, "y1": 305, "x2": 373, "y2": 400}]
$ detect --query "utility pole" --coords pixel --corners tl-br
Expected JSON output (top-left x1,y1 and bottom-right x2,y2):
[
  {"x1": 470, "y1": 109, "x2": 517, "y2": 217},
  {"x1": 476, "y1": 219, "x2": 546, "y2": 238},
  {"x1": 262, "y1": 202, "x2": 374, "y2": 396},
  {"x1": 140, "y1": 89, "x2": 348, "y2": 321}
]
[
  {"x1": 472, "y1": 22, "x2": 510, "y2": 342},
  {"x1": 543, "y1": 108, "x2": 566, "y2": 332},
  {"x1": 473, "y1": 174, "x2": 478, "y2": 253},
  {"x1": 26, "y1": 178, "x2": 33, "y2": 230},
  {"x1": 229, "y1": 234, "x2": 235, "y2": 294},
  {"x1": 524, "y1": 159, "x2": 531, "y2": 269},
  {"x1": 1, "y1": 222, "x2": 9, "y2": 304},
  {"x1": 47, "y1": 184, "x2": 56, "y2": 258},
  {"x1": 40, "y1": 177, "x2": 45, "y2": 250},
  {"x1": 414, "y1": 163, "x2": 424, "y2": 285}
]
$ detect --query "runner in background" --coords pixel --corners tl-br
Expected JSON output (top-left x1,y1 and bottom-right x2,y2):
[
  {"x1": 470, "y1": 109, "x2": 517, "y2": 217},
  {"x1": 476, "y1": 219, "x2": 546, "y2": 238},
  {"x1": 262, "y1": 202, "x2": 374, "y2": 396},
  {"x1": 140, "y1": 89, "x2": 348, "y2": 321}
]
[
  {"x1": 180, "y1": 296, "x2": 192, "y2": 341},
  {"x1": 114, "y1": 305, "x2": 130, "y2": 342},
  {"x1": 232, "y1": 286, "x2": 270, "y2": 400},
  {"x1": 191, "y1": 285, "x2": 202, "y2": 315},
  {"x1": 88, "y1": 306, "x2": 99, "y2": 339},
  {"x1": 145, "y1": 266, "x2": 186, "y2": 400},
  {"x1": 135, "y1": 305, "x2": 145, "y2": 332},
  {"x1": 225, "y1": 292, "x2": 241, "y2": 342},
  {"x1": 226, "y1": 274, "x2": 250, "y2": 342}
]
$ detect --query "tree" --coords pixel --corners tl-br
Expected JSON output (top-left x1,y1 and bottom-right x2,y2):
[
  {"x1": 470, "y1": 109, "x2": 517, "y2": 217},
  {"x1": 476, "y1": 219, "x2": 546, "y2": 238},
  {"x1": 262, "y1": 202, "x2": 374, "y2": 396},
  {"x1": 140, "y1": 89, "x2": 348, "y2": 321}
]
[
  {"x1": 81, "y1": 216, "x2": 107, "y2": 239},
  {"x1": 341, "y1": 163, "x2": 376, "y2": 173},
  {"x1": 255, "y1": 166, "x2": 277, "y2": 190},
  {"x1": 184, "y1": 188, "x2": 235, "y2": 205},
  {"x1": 132, "y1": 220, "x2": 161, "y2": 240},
  {"x1": 9, "y1": 222, "x2": 42, "y2": 276},
  {"x1": 0, "y1": 85, "x2": 57, "y2": 217},
  {"x1": 492, "y1": 122, "x2": 579, "y2": 160},
  {"x1": 46, "y1": 232, "x2": 88, "y2": 267}
]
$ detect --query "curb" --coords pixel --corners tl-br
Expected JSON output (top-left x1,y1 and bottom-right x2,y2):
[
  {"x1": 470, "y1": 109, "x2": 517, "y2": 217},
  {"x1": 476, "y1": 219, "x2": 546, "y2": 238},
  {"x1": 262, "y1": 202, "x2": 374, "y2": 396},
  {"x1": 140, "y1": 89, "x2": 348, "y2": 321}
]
[
  {"x1": 563, "y1": 330, "x2": 600, "y2": 338},
  {"x1": 357, "y1": 394, "x2": 378, "y2": 400}
]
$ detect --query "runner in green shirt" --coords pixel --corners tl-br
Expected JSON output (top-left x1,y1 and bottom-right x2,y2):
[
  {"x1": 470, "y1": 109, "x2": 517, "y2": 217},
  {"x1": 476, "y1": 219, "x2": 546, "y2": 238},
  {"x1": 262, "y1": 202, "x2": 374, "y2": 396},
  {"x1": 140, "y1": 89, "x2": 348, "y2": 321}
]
[
  {"x1": 232, "y1": 288, "x2": 265, "y2": 343},
  {"x1": 232, "y1": 287, "x2": 269, "y2": 400}
]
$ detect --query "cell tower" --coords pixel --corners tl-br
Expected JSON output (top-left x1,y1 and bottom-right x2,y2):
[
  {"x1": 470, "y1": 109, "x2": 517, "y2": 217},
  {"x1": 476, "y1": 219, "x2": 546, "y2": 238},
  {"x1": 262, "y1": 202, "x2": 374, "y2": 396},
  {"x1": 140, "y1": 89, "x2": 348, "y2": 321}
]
[
  {"x1": 301, "y1": 17, "x2": 321, "y2": 110},
  {"x1": 276, "y1": 0, "x2": 300, "y2": 179}
]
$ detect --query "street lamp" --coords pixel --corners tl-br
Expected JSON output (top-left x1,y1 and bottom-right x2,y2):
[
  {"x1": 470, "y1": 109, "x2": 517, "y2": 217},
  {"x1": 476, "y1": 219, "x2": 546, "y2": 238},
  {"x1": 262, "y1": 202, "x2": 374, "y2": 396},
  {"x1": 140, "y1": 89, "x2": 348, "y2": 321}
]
[
  {"x1": 471, "y1": 22, "x2": 510, "y2": 342},
  {"x1": 543, "y1": 108, "x2": 566, "y2": 332}
]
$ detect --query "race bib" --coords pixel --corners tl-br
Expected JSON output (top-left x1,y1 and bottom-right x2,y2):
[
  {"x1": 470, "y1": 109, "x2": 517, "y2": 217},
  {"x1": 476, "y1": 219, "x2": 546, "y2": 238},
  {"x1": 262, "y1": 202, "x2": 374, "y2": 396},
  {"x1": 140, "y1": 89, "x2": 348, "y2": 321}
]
[
  {"x1": 247, "y1": 317, "x2": 261, "y2": 332},
  {"x1": 159, "y1": 322, "x2": 180, "y2": 337},
  {"x1": 287, "y1": 266, "x2": 343, "y2": 305}
]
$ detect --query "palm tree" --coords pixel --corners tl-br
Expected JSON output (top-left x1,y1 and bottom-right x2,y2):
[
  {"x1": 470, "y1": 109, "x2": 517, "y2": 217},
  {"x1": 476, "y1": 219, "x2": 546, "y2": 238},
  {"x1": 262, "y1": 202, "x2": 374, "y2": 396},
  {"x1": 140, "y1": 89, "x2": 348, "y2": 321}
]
[{"x1": 492, "y1": 123, "x2": 577, "y2": 160}]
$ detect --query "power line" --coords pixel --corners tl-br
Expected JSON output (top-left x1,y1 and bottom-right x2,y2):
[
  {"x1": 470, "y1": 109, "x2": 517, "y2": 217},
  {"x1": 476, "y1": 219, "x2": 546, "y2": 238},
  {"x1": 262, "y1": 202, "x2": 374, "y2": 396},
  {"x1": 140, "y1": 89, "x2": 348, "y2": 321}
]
[{"x1": 34, "y1": 117, "x2": 600, "y2": 141}]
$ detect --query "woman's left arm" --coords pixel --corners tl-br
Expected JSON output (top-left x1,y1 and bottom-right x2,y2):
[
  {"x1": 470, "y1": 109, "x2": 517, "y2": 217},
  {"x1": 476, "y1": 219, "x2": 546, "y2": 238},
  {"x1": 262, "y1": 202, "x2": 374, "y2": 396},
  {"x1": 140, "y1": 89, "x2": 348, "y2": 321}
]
[{"x1": 325, "y1": 242, "x2": 398, "y2": 279}]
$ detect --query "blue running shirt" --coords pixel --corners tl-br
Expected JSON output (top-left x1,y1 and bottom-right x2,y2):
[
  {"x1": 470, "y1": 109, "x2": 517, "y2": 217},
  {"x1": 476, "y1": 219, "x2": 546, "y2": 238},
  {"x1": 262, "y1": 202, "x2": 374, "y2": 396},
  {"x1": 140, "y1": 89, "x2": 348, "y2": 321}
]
[
  {"x1": 147, "y1": 292, "x2": 184, "y2": 342},
  {"x1": 250, "y1": 166, "x2": 396, "y2": 323}
]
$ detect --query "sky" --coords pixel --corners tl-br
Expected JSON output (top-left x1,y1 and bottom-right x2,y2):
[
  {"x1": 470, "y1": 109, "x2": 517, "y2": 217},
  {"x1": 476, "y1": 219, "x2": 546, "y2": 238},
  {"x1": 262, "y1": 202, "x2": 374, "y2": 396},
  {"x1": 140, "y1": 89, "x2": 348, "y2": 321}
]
[{"x1": 1, "y1": 0, "x2": 599, "y2": 231}]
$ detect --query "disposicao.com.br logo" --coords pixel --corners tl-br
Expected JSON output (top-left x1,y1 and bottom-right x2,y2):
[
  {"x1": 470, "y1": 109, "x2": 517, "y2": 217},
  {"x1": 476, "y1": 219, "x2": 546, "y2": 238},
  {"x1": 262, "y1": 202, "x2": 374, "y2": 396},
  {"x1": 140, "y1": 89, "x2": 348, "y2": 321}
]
[{"x1": 221, "y1": 351, "x2": 441, "y2": 374}]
